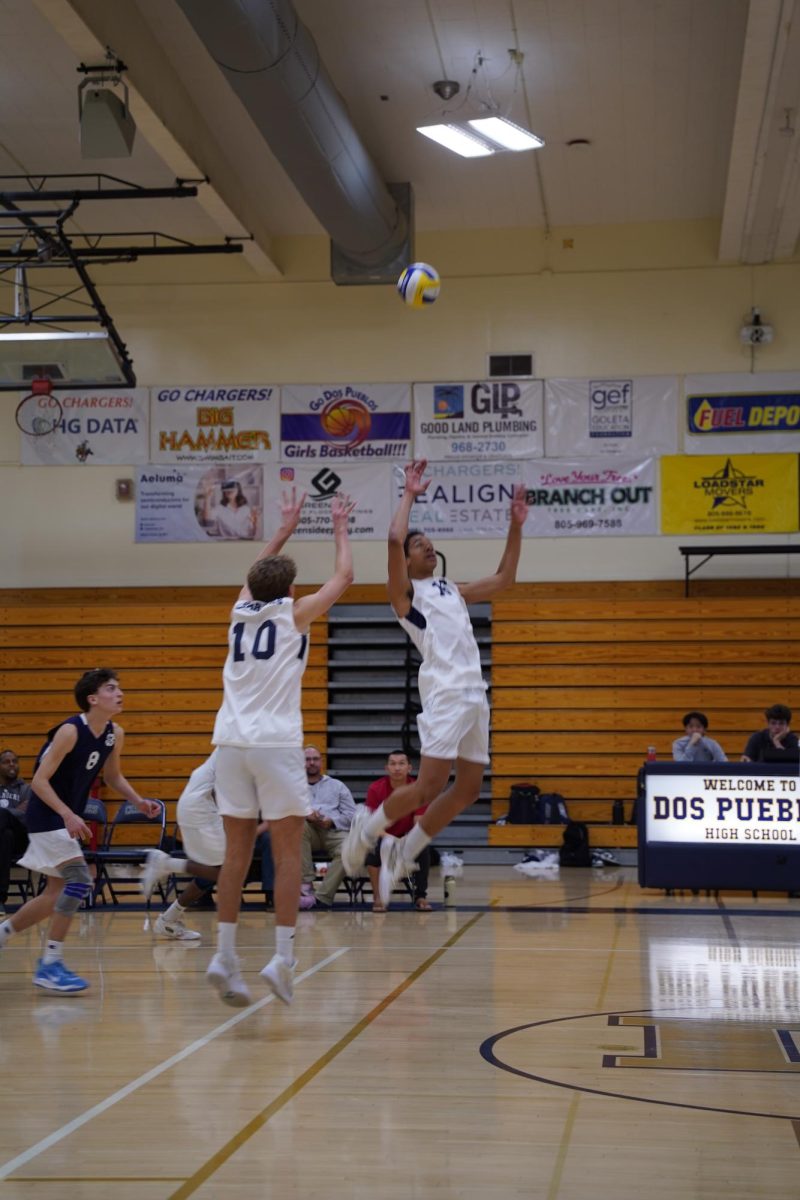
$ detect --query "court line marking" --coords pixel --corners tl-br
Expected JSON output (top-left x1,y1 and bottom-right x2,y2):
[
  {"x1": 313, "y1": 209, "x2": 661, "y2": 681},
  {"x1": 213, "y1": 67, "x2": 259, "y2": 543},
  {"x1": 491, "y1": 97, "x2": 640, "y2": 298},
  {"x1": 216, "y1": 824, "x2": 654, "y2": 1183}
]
[
  {"x1": 166, "y1": 911, "x2": 486, "y2": 1200},
  {"x1": 547, "y1": 1094, "x2": 580, "y2": 1200},
  {"x1": 0, "y1": 947, "x2": 349, "y2": 1183}
]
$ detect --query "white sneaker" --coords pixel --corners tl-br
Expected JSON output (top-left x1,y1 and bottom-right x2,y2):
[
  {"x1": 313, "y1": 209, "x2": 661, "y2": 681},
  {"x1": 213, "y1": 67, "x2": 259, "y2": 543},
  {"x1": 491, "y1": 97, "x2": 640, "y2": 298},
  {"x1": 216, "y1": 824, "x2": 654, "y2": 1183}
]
[
  {"x1": 154, "y1": 912, "x2": 201, "y2": 942},
  {"x1": 206, "y1": 952, "x2": 253, "y2": 1007},
  {"x1": 378, "y1": 836, "x2": 417, "y2": 908},
  {"x1": 140, "y1": 849, "x2": 172, "y2": 900},
  {"x1": 260, "y1": 953, "x2": 296, "y2": 1005},
  {"x1": 341, "y1": 806, "x2": 376, "y2": 876}
]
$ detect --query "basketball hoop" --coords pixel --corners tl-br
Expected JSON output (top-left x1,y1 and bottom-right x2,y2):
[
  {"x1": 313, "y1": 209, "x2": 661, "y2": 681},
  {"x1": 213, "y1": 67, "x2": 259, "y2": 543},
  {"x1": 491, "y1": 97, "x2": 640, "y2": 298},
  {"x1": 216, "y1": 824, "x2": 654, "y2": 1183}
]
[{"x1": 15, "y1": 376, "x2": 63, "y2": 436}]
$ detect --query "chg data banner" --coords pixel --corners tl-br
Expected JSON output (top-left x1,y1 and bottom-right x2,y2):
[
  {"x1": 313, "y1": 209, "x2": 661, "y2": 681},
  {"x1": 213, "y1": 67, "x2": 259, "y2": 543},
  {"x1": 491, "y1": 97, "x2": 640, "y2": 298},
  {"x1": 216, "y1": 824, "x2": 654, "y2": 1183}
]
[
  {"x1": 150, "y1": 384, "x2": 279, "y2": 463},
  {"x1": 661, "y1": 453, "x2": 799, "y2": 535},
  {"x1": 21, "y1": 388, "x2": 149, "y2": 465},
  {"x1": 522, "y1": 458, "x2": 658, "y2": 537},
  {"x1": 684, "y1": 372, "x2": 800, "y2": 454},
  {"x1": 392, "y1": 460, "x2": 525, "y2": 538},
  {"x1": 280, "y1": 383, "x2": 411, "y2": 461},
  {"x1": 545, "y1": 376, "x2": 678, "y2": 457},
  {"x1": 413, "y1": 379, "x2": 543, "y2": 460},
  {"x1": 270, "y1": 461, "x2": 391, "y2": 540},
  {"x1": 136, "y1": 464, "x2": 264, "y2": 543}
]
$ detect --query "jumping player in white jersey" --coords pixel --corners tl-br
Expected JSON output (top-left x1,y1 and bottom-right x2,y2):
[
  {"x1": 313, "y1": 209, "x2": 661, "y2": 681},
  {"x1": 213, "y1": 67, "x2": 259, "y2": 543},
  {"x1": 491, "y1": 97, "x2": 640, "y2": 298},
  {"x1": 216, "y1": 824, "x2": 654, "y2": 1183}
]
[
  {"x1": 207, "y1": 487, "x2": 355, "y2": 1007},
  {"x1": 342, "y1": 460, "x2": 529, "y2": 904}
]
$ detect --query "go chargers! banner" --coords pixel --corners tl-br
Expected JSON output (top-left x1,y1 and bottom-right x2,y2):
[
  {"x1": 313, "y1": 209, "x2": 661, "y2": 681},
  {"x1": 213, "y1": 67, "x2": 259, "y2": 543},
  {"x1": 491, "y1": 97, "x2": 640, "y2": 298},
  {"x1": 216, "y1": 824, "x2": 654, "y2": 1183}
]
[
  {"x1": 21, "y1": 388, "x2": 149, "y2": 465},
  {"x1": 280, "y1": 383, "x2": 411, "y2": 461},
  {"x1": 266, "y1": 462, "x2": 391, "y2": 540},
  {"x1": 412, "y1": 379, "x2": 543, "y2": 460},
  {"x1": 661, "y1": 453, "x2": 799, "y2": 535},
  {"x1": 545, "y1": 376, "x2": 678, "y2": 457},
  {"x1": 522, "y1": 458, "x2": 658, "y2": 537},
  {"x1": 684, "y1": 372, "x2": 800, "y2": 454},
  {"x1": 135, "y1": 464, "x2": 265, "y2": 543},
  {"x1": 150, "y1": 384, "x2": 279, "y2": 463}
]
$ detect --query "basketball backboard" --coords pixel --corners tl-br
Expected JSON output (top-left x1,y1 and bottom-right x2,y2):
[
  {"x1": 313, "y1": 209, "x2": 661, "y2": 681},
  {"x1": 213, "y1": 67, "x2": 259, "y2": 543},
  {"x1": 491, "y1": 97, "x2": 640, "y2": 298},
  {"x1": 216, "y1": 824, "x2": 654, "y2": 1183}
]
[{"x1": 0, "y1": 330, "x2": 135, "y2": 390}]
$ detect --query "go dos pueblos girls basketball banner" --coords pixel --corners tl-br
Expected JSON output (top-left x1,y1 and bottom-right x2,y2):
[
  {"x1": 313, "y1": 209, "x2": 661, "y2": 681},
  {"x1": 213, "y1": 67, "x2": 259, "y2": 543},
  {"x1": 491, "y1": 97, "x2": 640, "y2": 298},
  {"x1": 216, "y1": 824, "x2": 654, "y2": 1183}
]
[{"x1": 280, "y1": 383, "x2": 411, "y2": 461}]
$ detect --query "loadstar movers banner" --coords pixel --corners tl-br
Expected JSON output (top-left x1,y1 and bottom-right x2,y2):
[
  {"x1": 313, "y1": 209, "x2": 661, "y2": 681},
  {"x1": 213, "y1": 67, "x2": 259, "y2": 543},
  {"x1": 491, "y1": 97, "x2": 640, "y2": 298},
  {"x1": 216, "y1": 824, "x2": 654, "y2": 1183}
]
[
  {"x1": 150, "y1": 384, "x2": 279, "y2": 463},
  {"x1": 661, "y1": 453, "x2": 799, "y2": 535},
  {"x1": 21, "y1": 388, "x2": 149, "y2": 465},
  {"x1": 545, "y1": 376, "x2": 678, "y2": 457},
  {"x1": 412, "y1": 379, "x2": 543, "y2": 460},
  {"x1": 684, "y1": 372, "x2": 800, "y2": 454},
  {"x1": 280, "y1": 383, "x2": 411, "y2": 461}
]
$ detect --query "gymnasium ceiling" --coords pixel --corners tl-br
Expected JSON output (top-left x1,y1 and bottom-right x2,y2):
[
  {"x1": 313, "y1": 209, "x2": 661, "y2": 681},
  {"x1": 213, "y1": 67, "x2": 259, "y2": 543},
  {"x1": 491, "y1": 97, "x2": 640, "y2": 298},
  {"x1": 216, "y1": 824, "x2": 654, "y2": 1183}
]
[{"x1": 2, "y1": 0, "x2": 800, "y2": 278}]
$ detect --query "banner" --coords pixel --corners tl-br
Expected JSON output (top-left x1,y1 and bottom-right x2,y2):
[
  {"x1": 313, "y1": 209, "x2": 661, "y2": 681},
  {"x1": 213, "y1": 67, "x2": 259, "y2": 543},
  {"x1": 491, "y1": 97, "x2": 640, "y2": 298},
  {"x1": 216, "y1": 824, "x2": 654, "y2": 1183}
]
[
  {"x1": 661, "y1": 453, "x2": 799, "y2": 535},
  {"x1": 150, "y1": 384, "x2": 279, "y2": 463},
  {"x1": 391, "y1": 460, "x2": 525, "y2": 538},
  {"x1": 136, "y1": 464, "x2": 264, "y2": 543},
  {"x1": 521, "y1": 458, "x2": 658, "y2": 537},
  {"x1": 267, "y1": 462, "x2": 391, "y2": 540},
  {"x1": 21, "y1": 388, "x2": 149, "y2": 465},
  {"x1": 412, "y1": 379, "x2": 543, "y2": 460},
  {"x1": 684, "y1": 372, "x2": 800, "y2": 454},
  {"x1": 645, "y1": 772, "x2": 800, "y2": 846},
  {"x1": 545, "y1": 376, "x2": 678, "y2": 457},
  {"x1": 280, "y1": 383, "x2": 411, "y2": 461}
]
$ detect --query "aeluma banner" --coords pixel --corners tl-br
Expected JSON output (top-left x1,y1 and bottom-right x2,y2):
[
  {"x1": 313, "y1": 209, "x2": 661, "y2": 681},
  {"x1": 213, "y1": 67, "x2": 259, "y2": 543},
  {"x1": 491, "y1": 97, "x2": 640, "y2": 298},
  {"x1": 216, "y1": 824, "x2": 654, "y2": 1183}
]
[
  {"x1": 150, "y1": 384, "x2": 279, "y2": 463},
  {"x1": 522, "y1": 458, "x2": 658, "y2": 537},
  {"x1": 684, "y1": 372, "x2": 800, "y2": 454},
  {"x1": 413, "y1": 379, "x2": 543, "y2": 460},
  {"x1": 136, "y1": 464, "x2": 265, "y2": 542},
  {"x1": 21, "y1": 388, "x2": 149, "y2": 465},
  {"x1": 280, "y1": 383, "x2": 411, "y2": 461}
]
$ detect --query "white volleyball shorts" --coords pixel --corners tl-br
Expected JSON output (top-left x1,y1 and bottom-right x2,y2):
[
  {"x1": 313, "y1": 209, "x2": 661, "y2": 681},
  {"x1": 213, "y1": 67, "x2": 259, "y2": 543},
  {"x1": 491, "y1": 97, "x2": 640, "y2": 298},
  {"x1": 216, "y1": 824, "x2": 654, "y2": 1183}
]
[
  {"x1": 19, "y1": 829, "x2": 86, "y2": 877},
  {"x1": 214, "y1": 745, "x2": 312, "y2": 821},
  {"x1": 416, "y1": 689, "x2": 490, "y2": 764}
]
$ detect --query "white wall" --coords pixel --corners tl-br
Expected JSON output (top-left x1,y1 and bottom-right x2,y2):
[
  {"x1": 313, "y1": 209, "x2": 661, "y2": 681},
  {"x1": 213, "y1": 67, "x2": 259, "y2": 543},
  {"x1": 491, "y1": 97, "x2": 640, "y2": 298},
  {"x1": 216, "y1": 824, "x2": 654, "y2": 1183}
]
[{"x1": 2, "y1": 219, "x2": 798, "y2": 587}]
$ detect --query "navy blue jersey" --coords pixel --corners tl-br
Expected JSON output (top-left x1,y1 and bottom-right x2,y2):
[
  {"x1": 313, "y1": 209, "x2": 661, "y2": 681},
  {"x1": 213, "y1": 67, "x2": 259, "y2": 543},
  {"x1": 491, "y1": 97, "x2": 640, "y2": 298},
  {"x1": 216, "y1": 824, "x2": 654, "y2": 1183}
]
[{"x1": 25, "y1": 714, "x2": 116, "y2": 834}]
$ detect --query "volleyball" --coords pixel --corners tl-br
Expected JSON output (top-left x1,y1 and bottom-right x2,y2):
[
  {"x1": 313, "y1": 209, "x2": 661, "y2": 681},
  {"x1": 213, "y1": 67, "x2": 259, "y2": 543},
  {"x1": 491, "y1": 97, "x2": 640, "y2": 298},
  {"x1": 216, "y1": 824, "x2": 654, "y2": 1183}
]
[{"x1": 397, "y1": 262, "x2": 440, "y2": 308}]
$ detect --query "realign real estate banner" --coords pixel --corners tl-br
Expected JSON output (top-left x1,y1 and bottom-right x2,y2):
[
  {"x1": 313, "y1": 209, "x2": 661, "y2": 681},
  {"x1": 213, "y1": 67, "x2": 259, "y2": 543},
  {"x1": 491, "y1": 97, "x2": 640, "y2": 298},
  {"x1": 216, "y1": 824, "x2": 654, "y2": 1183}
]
[{"x1": 660, "y1": 453, "x2": 799, "y2": 535}]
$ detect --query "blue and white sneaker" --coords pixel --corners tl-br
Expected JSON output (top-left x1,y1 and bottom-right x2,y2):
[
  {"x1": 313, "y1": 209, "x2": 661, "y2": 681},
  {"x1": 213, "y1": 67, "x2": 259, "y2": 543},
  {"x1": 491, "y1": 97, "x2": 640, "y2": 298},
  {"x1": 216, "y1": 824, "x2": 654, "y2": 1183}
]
[
  {"x1": 33, "y1": 959, "x2": 89, "y2": 993},
  {"x1": 378, "y1": 836, "x2": 418, "y2": 908}
]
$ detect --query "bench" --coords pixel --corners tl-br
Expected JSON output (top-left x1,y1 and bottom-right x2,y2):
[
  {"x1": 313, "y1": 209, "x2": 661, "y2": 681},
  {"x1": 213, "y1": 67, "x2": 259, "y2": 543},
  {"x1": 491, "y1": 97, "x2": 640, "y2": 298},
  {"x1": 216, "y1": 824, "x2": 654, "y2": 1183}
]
[{"x1": 679, "y1": 544, "x2": 800, "y2": 596}]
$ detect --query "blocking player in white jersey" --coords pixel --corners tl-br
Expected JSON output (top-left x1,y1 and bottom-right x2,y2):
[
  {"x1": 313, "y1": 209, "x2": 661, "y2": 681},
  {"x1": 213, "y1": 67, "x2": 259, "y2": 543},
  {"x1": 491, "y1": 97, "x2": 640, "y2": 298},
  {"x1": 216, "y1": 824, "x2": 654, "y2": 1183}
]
[
  {"x1": 207, "y1": 487, "x2": 355, "y2": 1007},
  {"x1": 342, "y1": 460, "x2": 529, "y2": 904}
]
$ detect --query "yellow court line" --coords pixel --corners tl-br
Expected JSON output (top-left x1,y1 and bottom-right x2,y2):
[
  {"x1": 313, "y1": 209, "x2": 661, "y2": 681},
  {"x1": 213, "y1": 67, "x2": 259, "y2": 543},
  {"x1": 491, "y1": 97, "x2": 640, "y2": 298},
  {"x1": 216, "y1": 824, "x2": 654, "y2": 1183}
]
[
  {"x1": 546, "y1": 1094, "x2": 580, "y2": 1200},
  {"x1": 168, "y1": 911, "x2": 486, "y2": 1200}
]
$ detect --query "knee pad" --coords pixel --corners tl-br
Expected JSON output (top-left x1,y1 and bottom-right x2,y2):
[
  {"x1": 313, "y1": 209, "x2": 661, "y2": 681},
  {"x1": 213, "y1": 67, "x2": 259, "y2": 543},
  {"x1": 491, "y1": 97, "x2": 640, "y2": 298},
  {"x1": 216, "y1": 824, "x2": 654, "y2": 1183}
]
[{"x1": 55, "y1": 861, "x2": 93, "y2": 915}]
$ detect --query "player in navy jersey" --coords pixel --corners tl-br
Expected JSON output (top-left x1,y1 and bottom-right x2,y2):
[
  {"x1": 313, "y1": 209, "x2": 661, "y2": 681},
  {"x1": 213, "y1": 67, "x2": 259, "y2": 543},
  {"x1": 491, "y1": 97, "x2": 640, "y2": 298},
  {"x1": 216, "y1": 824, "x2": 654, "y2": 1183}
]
[
  {"x1": 0, "y1": 669, "x2": 160, "y2": 992},
  {"x1": 343, "y1": 459, "x2": 530, "y2": 903},
  {"x1": 206, "y1": 486, "x2": 355, "y2": 1008}
]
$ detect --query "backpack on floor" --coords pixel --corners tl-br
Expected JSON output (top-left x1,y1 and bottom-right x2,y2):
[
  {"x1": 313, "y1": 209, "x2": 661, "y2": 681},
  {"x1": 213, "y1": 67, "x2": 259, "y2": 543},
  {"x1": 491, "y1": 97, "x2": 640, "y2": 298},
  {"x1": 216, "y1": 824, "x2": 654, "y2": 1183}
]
[
  {"x1": 535, "y1": 793, "x2": 570, "y2": 824},
  {"x1": 559, "y1": 820, "x2": 591, "y2": 868}
]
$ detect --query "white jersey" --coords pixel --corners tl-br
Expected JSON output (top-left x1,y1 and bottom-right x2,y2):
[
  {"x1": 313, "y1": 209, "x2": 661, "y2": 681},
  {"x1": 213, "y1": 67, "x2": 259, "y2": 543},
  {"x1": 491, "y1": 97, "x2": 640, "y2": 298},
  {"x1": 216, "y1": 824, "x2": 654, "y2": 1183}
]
[
  {"x1": 177, "y1": 750, "x2": 218, "y2": 828},
  {"x1": 212, "y1": 596, "x2": 309, "y2": 748},
  {"x1": 396, "y1": 576, "x2": 485, "y2": 703}
]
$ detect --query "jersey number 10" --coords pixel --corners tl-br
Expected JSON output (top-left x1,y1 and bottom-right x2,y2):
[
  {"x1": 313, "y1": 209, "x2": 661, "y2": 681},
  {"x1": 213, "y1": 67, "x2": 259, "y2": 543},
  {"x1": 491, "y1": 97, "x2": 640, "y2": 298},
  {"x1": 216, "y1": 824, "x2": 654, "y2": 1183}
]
[{"x1": 232, "y1": 620, "x2": 307, "y2": 663}]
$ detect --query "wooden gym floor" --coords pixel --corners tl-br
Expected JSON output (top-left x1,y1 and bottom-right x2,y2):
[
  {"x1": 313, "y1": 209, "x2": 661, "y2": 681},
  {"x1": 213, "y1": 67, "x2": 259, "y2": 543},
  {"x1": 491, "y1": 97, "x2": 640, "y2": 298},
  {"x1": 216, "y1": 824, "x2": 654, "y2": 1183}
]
[{"x1": 1, "y1": 865, "x2": 799, "y2": 1200}]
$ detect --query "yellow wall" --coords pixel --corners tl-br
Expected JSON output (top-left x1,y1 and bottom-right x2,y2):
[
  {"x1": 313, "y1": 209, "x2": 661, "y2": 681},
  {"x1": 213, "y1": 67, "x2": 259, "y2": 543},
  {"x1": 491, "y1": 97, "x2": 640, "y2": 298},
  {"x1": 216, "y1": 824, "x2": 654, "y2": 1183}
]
[{"x1": 1, "y1": 218, "x2": 799, "y2": 587}]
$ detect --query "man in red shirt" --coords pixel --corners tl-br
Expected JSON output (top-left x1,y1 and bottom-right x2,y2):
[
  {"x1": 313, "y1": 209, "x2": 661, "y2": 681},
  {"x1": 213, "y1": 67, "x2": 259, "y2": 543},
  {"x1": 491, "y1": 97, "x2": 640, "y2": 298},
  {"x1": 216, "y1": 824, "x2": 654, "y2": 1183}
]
[{"x1": 364, "y1": 750, "x2": 431, "y2": 911}]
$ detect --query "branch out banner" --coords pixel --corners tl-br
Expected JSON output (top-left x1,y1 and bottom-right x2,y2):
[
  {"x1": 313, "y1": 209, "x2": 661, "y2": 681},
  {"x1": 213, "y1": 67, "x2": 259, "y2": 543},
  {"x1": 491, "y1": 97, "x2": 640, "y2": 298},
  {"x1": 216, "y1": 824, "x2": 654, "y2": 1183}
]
[
  {"x1": 684, "y1": 372, "x2": 800, "y2": 454},
  {"x1": 660, "y1": 453, "x2": 799, "y2": 535},
  {"x1": 412, "y1": 379, "x2": 543, "y2": 460},
  {"x1": 149, "y1": 384, "x2": 279, "y2": 464},
  {"x1": 280, "y1": 383, "x2": 411, "y2": 461},
  {"x1": 135, "y1": 464, "x2": 264, "y2": 542},
  {"x1": 392, "y1": 460, "x2": 524, "y2": 538},
  {"x1": 267, "y1": 462, "x2": 391, "y2": 540},
  {"x1": 21, "y1": 388, "x2": 149, "y2": 465},
  {"x1": 545, "y1": 376, "x2": 678, "y2": 457},
  {"x1": 521, "y1": 458, "x2": 658, "y2": 537}
]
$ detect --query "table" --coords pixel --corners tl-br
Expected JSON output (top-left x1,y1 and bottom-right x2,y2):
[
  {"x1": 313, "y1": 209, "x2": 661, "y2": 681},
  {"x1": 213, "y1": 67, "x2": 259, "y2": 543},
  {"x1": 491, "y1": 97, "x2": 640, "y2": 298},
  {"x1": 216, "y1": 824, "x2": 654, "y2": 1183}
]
[{"x1": 679, "y1": 544, "x2": 800, "y2": 596}]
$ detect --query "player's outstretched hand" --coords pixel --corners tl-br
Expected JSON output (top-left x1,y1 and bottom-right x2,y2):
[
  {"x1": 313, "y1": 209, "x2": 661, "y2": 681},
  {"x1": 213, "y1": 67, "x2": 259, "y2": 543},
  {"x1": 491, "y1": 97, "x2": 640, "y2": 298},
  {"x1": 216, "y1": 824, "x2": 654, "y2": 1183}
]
[
  {"x1": 403, "y1": 460, "x2": 431, "y2": 497},
  {"x1": 279, "y1": 486, "x2": 307, "y2": 533},
  {"x1": 331, "y1": 492, "x2": 357, "y2": 529},
  {"x1": 137, "y1": 799, "x2": 162, "y2": 819},
  {"x1": 510, "y1": 483, "x2": 531, "y2": 526}
]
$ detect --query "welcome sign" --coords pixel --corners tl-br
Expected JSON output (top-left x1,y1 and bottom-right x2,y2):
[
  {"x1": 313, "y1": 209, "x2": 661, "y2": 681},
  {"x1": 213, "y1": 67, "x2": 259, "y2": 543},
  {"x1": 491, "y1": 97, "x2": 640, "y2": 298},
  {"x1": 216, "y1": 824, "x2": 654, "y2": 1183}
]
[{"x1": 645, "y1": 772, "x2": 800, "y2": 846}]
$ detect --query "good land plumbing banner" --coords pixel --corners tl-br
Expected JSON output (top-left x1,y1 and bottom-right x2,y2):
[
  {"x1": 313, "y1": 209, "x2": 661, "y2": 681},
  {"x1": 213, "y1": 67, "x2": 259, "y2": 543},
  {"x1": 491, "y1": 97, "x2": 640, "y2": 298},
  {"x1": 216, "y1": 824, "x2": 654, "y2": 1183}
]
[
  {"x1": 135, "y1": 464, "x2": 265, "y2": 543},
  {"x1": 149, "y1": 384, "x2": 279, "y2": 463},
  {"x1": 280, "y1": 383, "x2": 411, "y2": 461},
  {"x1": 660, "y1": 453, "x2": 799, "y2": 535},
  {"x1": 545, "y1": 376, "x2": 678, "y2": 457},
  {"x1": 412, "y1": 379, "x2": 543, "y2": 460},
  {"x1": 21, "y1": 388, "x2": 149, "y2": 465},
  {"x1": 684, "y1": 372, "x2": 800, "y2": 454}
]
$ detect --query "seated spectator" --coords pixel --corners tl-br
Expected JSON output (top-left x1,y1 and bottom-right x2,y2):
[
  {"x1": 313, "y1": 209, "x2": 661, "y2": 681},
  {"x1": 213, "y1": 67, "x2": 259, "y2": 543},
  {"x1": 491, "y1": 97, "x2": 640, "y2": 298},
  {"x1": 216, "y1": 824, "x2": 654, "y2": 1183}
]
[
  {"x1": 300, "y1": 746, "x2": 355, "y2": 909},
  {"x1": 672, "y1": 712, "x2": 727, "y2": 763},
  {"x1": 0, "y1": 749, "x2": 31, "y2": 916},
  {"x1": 364, "y1": 750, "x2": 431, "y2": 912},
  {"x1": 741, "y1": 704, "x2": 799, "y2": 762}
]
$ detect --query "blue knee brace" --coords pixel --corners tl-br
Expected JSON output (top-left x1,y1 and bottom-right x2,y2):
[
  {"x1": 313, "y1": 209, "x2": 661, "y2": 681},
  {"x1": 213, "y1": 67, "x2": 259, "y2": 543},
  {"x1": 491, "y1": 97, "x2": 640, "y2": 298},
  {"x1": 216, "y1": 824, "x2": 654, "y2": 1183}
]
[{"x1": 55, "y1": 861, "x2": 93, "y2": 914}]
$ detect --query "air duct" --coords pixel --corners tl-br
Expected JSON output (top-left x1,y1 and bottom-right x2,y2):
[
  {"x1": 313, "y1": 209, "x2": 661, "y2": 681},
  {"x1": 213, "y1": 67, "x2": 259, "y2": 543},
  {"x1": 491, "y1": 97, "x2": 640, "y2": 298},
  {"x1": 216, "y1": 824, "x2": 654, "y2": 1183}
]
[{"x1": 175, "y1": 0, "x2": 411, "y2": 279}]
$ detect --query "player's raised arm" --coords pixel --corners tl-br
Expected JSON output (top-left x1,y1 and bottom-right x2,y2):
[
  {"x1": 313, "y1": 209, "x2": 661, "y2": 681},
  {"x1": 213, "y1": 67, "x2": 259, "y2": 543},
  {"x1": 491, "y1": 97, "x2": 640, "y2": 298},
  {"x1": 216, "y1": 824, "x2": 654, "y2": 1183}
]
[
  {"x1": 238, "y1": 487, "x2": 307, "y2": 601},
  {"x1": 293, "y1": 492, "x2": 356, "y2": 631},
  {"x1": 388, "y1": 461, "x2": 430, "y2": 617},
  {"x1": 460, "y1": 483, "x2": 530, "y2": 603}
]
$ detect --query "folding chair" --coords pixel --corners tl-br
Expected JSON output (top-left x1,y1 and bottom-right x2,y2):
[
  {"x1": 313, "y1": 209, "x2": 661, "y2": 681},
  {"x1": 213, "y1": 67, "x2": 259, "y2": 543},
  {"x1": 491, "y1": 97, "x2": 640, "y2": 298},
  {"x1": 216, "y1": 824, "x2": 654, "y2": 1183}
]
[
  {"x1": 82, "y1": 797, "x2": 108, "y2": 908},
  {"x1": 93, "y1": 799, "x2": 168, "y2": 905}
]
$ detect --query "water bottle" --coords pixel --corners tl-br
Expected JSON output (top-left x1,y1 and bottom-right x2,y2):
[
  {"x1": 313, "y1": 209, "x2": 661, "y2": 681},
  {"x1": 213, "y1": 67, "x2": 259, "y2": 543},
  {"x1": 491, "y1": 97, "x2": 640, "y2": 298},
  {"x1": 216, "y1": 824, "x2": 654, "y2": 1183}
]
[
  {"x1": 612, "y1": 799, "x2": 625, "y2": 825},
  {"x1": 646, "y1": 746, "x2": 657, "y2": 763},
  {"x1": 443, "y1": 875, "x2": 456, "y2": 907}
]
